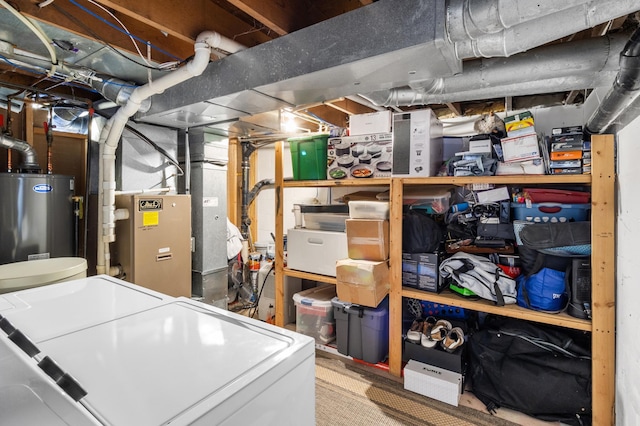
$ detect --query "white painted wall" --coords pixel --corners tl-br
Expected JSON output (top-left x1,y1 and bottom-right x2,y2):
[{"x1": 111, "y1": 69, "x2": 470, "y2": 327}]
[{"x1": 615, "y1": 117, "x2": 640, "y2": 426}]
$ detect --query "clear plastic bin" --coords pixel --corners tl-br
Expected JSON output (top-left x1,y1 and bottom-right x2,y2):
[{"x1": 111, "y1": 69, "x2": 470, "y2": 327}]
[
  {"x1": 293, "y1": 284, "x2": 337, "y2": 343},
  {"x1": 348, "y1": 201, "x2": 390, "y2": 219},
  {"x1": 303, "y1": 213, "x2": 349, "y2": 232}
]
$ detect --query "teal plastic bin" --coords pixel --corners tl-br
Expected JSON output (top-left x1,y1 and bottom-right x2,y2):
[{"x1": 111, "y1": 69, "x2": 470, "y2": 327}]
[{"x1": 288, "y1": 134, "x2": 329, "y2": 180}]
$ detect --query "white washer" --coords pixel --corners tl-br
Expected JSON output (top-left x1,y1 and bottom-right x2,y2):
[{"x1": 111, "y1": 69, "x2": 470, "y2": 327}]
[
  {"x1": 0, "y1": 275, "x2": 315, "y2": 425},
  {"x1": 0, "y1": 257, "x2": 87, "y2": 294}
]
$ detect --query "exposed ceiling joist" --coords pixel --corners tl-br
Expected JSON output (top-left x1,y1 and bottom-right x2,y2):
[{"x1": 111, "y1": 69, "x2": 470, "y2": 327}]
[{"x1": 446, "y1": 102, "x2": 463, "y2": 116}]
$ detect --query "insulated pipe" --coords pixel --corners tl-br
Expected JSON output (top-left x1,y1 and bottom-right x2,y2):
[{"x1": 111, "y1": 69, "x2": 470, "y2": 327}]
[
  {"x1": 96, "y1": 31, "x2": 245, "y2": 275},
  {"x1": 363, "y1": 34, "x2": 625, "y2": 107},
  {"x1": 446, "y1": 0, "x2": 590, "y2": 43},
  {"x1": 586, "y1": 28, "x2": 640, "y2": 134},
  {"x1": 449, "y1": 0, "x2": 640, "y2": 59},
  {"x1": 0, "y1": 133, "x2": 40, "y2": 171}
]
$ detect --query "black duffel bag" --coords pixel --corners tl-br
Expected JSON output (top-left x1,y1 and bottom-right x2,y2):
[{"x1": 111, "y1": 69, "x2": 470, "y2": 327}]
[{"x1": 469, "y1": 317, "x2": 592, "y2": 425}]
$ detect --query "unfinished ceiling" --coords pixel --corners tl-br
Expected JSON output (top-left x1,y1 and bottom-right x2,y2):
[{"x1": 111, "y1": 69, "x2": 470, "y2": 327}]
[{"x1": 0, "y1": 0, "x2": 639, "y2": 134}]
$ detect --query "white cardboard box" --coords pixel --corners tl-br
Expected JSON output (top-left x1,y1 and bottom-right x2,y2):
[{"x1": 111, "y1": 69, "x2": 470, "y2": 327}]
[
  {"x1": 349, "y1": 111, "x2": 392, "y2": 135},
  {"x1": 392, "y1": 109, "x2": 444, "y2": 177},
  {"x1": 287, "y1": 228, "x2": 348, "y2": 277},
  {"x1": 403, "y1": 359, "x2": 463, "y2": 406},
  {"x1": 500, "y1": 133, "x2": 540, "y2": 163}
]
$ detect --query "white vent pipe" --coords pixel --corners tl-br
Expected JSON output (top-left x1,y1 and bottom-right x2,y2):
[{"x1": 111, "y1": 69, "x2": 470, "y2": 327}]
[
  {"x1": 96, "y1": 31, "x2": 245, "y2": 276},
  {"x1": 447, "y1": 0, "x2": 640, "y2": 59},
  {"x1": 363, "y1": 34, "x2": 626, "y2": 107}
]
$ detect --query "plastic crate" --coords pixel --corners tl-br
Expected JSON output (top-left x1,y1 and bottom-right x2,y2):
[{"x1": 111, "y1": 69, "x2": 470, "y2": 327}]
[
  {"x1": 511, "y1": 202, "x2": 590, "y2": 222},
  {"x1": 288, "y1": 134, "x2": 329, "y2": 180},
  {"x1": 331, "y1": 296, "x2": 389, "y2": 363},
  {"x1": 293, "y1": 284, "x2": 336, "y2": 343}
]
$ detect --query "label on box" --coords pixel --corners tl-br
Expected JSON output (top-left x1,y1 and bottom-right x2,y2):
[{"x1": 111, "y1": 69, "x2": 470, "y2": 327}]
[
  {"x1": 552, "y1": 125, "x2": 582, "y2": 135},
  {"x1": 328, "y1": 136, "x2": 393, "y2": 180},
  {"x1": 500, "y1": 134, "x2": 540, "y2": 163},
  {"x1": 550, "y1": 150, "x2": 582, "y2": 160}
]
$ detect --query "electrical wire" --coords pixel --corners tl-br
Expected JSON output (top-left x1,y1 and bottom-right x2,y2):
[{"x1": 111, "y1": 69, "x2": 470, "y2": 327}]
[
  {"x1": 51, "y1": 2, "x2": 182, "y2": 72},
  {"x1": 123, "y1": 124, "x2": 184, "y2": 176},
  {"x1": 0, "y1": 0, "x2": 58, "y2": 72},
  {"x1": 85, "y1": 0, "x2": 151, "y2": 66},
  {"x1": 67, "y1": 0, "x2": 182, "y2": 62}
]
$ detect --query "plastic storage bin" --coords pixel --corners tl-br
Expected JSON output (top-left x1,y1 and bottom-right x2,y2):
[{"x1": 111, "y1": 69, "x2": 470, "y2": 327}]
[
  {"x1": 288, "y1": 134, "x2": 329, "y2": 180},
  {"x1": 293, "y1": 284, "x2": 337, "y2": 343},
  {"x1": 348, "y1": 200, "x2": 390, "y2": 219},
  {"x1": 303, "y1": 213, "x2": 349, "y2": 232},
  {"x1": 331, "y1": 296, "x2": 389, "y2": 364},
  {"x1": 511, "y1": 202, "x2": 590, "y2": 222}
]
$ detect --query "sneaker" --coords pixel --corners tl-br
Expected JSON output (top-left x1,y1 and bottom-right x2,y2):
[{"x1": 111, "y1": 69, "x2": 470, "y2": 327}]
[
  {"x1": 429, "y1": 319, "x2": 452, "y2": 342},
  {"x1": 406, "y1": 318, "x2": 423, "y2": 343},
  {"x1": 420, "y1": 317, "x2": 438, "y2": 348},
  {"x1": 441, "y1": 327, "x2": 465, "y2": 353}
]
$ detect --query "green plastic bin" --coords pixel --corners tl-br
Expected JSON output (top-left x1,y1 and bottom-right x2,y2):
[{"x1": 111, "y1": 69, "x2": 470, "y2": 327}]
[{"x1": 288, "y1": 134, "x2": 329, "y2": 180}]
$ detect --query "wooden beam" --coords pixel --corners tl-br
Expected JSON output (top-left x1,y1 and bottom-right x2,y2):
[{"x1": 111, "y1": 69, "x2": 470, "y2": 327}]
[
  {"x1": 226, "y1": 0, "x2": 306, "y2": 36},
  {"x1": 228, "y1": 0, "x2": 368, "y2": 35},
  {"x1": 564, "y1": 90, "x2": 581, "y2": 105},
  {"x1": 92, "y1": 0, "x2": 273, "y2": 46},
  {"x1": 446, "y1": 102, "x2": 463, "y2": 116}
]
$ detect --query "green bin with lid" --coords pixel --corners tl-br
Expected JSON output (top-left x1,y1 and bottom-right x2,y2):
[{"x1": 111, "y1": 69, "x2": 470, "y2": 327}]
[{"x1": 288, "y1": 134, "x2": 329, "y2": 180}]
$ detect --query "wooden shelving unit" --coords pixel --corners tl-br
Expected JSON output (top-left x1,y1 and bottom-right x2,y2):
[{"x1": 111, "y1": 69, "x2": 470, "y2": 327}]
[{"x1": 273, "y1": 135, "x2": 616, "y2": 425}]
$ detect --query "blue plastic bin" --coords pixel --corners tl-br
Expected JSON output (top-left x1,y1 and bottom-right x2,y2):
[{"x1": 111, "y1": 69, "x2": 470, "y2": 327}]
[
  {"x1": 331, "y1": 296, "x2": 389, "y2": 364},
  {"x1": 511, "y1": 202, "x2": 590, "y2": 222}
]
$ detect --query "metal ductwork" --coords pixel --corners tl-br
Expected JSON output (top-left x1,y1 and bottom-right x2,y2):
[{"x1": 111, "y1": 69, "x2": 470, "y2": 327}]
[
  {"x1": 0, "y1": 133, "x2": 40, "y2": 171},
  {"x1": 447, "y1": 0, "x2": 640, "y2": 59},
  {"x1": 363, "y1": 34, "x2": 627, "y2": 107},
  {"x1": 135, "y1": 0, "x2": 638, "y2": 131},
  {"x1": 586, "y1": 27, "x2": 640, "y2": 134}
]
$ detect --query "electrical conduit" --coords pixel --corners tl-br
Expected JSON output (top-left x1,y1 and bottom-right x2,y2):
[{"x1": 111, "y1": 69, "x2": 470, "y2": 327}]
[{"x1": 96, "y1": 31, "x2": 245, "y2": 275}]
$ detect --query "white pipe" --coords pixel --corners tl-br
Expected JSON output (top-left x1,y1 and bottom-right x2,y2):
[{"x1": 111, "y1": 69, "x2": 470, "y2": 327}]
[
  {"x1": 95, "y1": 31, "x2": 244, "y2": 276},
  {"x1": 0, "y1": 0, "x2": 57, "y2": 72},
  {"x1": 115, "y1": 187, "x2": 174, "y2": 195}
]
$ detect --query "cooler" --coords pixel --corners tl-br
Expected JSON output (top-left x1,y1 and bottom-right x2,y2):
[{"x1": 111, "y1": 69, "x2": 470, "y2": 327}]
[
  {"x1": 0, "y1": 275, "x2": 315, "y2": 425},
  {"x1": 331, "y1": 296, "x2": 389, "y2": 364}
]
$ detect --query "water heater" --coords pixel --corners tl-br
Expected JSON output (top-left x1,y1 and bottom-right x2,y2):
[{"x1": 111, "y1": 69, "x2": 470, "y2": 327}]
[{"x1": 0, "y1": 173, "x2": 74, "y2": 265}]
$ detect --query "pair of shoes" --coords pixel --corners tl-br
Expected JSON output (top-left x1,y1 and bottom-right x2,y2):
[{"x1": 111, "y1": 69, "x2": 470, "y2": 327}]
[
  {"x1": 441, "y1": 326, "x2": 465, "y2": 353},
  {"x1": 406, "y1": 318, "x2": 423, "y2": 343},
  {"x1": 420, "y1": 316, "x2": 438, "y2": 348},
  {"x1": 429, "y1": 319, "x2": 453, "y2": 343}
]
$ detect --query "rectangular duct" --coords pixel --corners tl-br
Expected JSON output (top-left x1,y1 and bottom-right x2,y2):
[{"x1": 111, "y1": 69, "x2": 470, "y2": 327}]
[{"x1": 137, "y1": 0, "x2": 460, "y2": 130}]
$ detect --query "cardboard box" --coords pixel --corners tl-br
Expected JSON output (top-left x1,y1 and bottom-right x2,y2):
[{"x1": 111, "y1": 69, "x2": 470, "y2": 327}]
[
  {"x1": 346, "y1": 219, "x2": 389, "y2": 261},
  {"x1": 336, "y1": 259, "x2": 390, "y2": 307},
  {"x1": 349, "y1": 111, "x2": 392, "y2": 135},
  {"x1": 504, "y1": 111, "x2": 535, "y2": 137},
  {"x1": 500, "y1": 133, "x2": 540, "y2": 163},
  {"x1": 495, "y1": 158, "x2": 545, "y2": 175},
  {"x1": 404, "y1": 359, "x2": 463, "y2": 406},
  {"x1": 392, "y1": 109, "x2": 444, "y2": 177},
  {"x1": 327, "y1": 133, "x2": 393, "y2": 180},
  {"x1": 402, "y1": 252, "x2": 445, "y2": 293}
]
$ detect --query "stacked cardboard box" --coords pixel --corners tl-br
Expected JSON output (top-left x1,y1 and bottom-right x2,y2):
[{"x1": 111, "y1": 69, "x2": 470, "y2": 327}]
[
  {"x1": 549, "y1": 126, "x2": 584, "y2": 175},
  {"x1": 335, "y1": 202, "x2": 390, "y2": 308}
]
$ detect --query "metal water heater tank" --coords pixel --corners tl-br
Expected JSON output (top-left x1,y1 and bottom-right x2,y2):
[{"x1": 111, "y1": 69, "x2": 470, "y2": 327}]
[{"x1": 0, "y1": 173, "x2": 75, "y2": 265}]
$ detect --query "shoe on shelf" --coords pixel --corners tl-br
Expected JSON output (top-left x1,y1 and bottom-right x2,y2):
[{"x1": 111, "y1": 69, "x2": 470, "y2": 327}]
[
  {"x1": 420, "y1": 317, "x2": 438, "y2": 348},
  {"x1": 429, "y1": 319, "x2": 452, "y2": 342},
  {"x1": 406, "y1": 318, "x2": 423, "y2": 343},
  {"x1": 441, "y1": 326, "x2": 465, "y2": 353}
]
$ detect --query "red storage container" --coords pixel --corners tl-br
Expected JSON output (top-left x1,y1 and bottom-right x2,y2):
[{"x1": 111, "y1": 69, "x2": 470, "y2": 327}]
[{"x1": 523, "y1": 188, "x2": 590, "y2": 204}]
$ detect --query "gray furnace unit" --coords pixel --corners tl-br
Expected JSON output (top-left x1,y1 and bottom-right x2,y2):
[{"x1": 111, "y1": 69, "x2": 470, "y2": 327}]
[{"x1": 179, "y1": 128, "x2": 228, "y2": 309}]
